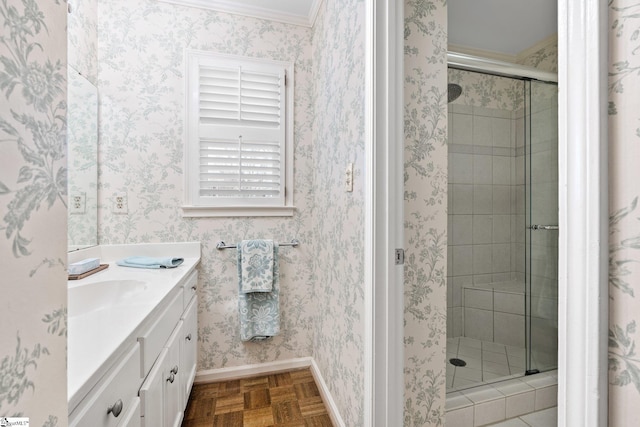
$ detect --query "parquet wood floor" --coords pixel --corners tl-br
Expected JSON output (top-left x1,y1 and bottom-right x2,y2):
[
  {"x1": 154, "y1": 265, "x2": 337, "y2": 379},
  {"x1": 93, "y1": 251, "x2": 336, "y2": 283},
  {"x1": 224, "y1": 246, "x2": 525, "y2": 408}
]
[{"x1": 181, "y1": 368, "x2": 334, "y2": 427}]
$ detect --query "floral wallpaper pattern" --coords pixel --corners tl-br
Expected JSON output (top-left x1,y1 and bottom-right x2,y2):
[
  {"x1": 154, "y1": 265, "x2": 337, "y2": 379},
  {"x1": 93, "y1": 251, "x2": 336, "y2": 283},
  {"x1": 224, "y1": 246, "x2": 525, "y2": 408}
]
[
  {"x1": 97, "y1": 0, "x2": 365, "y2": 424},
  {"x1": 0, "y1": 0, "x2": 67, "y2": 424},
  {"x1": 98, "y1": 0, "x2": 315, "y2": 367},
  {"x1": 404, "y1": 0, "x2": 448, "y2": 425},
  {"x1": 67, "y1": 0, "x2": 98, "y2": 83},
  {"x1": 311, "y1": 0, "x2": 365, "y2": 424},
  {"x1": 608, "y1": 1, "x2": 640, "y2": 425},
  {"x1": 448, "y1": 68, "x2": 524, "y2": 111},
  {"x1": 517, "y1": 39, "x2": 558, "y2": 74}
]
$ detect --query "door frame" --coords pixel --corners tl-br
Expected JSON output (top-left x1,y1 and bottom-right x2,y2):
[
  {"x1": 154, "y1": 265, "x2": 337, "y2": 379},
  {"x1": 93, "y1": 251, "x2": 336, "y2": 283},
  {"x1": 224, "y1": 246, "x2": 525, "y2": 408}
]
[
  {"x1": 557, "y1": 1, "x2": 609, "y2": 425},
  {"x1": 367, "y1": 0, "x2": 609, "y2": 425},
  {"x1": 366, "y1": 0, "x2": 405, "y2": 425}
]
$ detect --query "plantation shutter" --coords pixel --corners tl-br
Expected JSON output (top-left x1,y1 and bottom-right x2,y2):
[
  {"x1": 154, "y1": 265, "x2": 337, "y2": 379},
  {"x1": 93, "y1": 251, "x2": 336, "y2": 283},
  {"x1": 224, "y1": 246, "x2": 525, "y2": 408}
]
[{"x1": 192, "y1": 55, "x2": 286, "y2": 207}]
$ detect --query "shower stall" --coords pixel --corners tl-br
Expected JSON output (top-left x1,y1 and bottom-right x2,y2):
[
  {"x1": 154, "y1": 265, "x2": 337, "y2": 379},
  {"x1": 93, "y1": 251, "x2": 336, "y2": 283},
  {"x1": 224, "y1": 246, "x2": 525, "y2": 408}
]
[{"x1": 445, "y1": 58, "x2": 558, "y2": 391}]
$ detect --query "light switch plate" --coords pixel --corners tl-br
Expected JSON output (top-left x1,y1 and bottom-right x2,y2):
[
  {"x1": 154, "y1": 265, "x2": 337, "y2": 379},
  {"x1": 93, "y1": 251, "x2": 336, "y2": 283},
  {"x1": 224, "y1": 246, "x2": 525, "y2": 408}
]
[{"x1": 345, "y1": 162, "x2": 354, "y2": 192}]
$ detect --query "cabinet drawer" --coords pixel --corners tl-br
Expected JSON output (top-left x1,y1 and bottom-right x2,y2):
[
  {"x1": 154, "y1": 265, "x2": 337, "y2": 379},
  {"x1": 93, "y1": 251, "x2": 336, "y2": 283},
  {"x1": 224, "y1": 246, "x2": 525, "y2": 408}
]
[
  {"x1": 181, "y1": 270, "x2": 198, "y2": 309},
  {"x1": 138, "y1": 288, "x2": 182, "y2": 377},
  {"x1": 69, "y1": 344, "x2": 141, "y2": 427}
]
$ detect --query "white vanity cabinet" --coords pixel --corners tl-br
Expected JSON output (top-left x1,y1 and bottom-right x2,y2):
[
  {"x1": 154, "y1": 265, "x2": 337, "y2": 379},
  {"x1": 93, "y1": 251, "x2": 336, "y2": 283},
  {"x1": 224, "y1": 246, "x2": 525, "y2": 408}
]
[
  {"x1": 138, "y1": 269, "x2": 198, "y2": 427},
  {"x1": 69, "y1": 268, "x2": 198, "y2": 427}
]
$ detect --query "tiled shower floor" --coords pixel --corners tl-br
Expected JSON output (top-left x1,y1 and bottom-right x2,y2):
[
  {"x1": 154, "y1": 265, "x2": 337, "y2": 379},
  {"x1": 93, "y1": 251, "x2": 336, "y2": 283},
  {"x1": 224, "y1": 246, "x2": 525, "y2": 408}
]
[{"x1": 447, "y1": 337, "x2": 526, "y2": 391}]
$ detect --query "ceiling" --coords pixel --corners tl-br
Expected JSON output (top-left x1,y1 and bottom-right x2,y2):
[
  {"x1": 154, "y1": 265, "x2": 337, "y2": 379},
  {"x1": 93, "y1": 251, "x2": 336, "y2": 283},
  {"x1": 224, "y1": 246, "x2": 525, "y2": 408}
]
[{"x1": 448, "y1": 0, "x2": 557, "y2": 56}]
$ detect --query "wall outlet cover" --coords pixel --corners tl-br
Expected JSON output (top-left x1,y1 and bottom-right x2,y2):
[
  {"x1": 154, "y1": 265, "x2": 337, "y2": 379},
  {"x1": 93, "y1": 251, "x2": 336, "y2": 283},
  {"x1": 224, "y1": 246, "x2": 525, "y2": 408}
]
[{"x1": 113, "y1": 192, "x2": 128, "y2": 214}]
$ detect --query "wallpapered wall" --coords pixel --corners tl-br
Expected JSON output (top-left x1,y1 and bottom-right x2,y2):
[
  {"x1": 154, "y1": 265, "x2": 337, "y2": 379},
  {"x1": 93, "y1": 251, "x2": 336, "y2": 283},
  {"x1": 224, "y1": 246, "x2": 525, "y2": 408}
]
[
  {"x1": 0, "y1": 0, "x2": 68, "y2": 425},
  {"x1": 97, "y1": 0, "x2": 315, "y2": 367},
  {"x1": 311, "y1": 0, "x2": 366, "y2": 425},
  {"x1": 68, "y1": 0, "x2": 98, "y2": 83},
  {"x1": 403, "y1": 0, "x2": 448, "y2": 425},
  {"x1": 96, "y1": 0, "x2": 365, "y2": 424},
  {"x1": 608, "y1": 1, "x2": 640, "y2": 424}
]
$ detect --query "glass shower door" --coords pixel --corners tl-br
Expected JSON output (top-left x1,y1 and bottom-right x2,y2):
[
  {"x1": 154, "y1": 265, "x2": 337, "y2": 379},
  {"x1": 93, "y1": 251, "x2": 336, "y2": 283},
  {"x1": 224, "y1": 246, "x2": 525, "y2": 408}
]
[{"x1": 525, "y1": 80, "x2": 559, "y2": 374}]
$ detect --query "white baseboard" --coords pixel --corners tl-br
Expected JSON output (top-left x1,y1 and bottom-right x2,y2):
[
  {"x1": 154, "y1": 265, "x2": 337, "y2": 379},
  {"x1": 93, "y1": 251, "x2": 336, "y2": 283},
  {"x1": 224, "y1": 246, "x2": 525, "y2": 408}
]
[
  {"x1": 308, "y1": 358, "x2": 346, "y2": 427},
  {"x1": 195, "y1": 357, "x2": 345, "y2": 427}
]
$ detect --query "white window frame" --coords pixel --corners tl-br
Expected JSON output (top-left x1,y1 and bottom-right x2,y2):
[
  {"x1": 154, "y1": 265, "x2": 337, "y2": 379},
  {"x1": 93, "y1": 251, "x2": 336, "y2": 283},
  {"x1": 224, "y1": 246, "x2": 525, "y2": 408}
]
[{"x1": 182, "y1": 50, "x2": 295, "y2": 217}]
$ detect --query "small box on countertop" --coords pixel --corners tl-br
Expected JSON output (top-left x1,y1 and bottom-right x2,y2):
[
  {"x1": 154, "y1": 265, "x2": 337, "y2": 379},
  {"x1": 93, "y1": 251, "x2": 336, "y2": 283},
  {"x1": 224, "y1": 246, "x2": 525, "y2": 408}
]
[{"x1": 68, "y1": 258, "x2": 100, "y2": 275}]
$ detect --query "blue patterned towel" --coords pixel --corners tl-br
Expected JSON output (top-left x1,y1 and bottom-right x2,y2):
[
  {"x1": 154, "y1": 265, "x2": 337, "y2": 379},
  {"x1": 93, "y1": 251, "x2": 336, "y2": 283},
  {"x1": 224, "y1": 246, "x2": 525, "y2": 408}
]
[
  {"x1": 238, "y1": 243, "x2": 280, "y2": 341},
  {"x1": 116, "y1": 256, "x2": 184, "y2": 269},
  {"x1": 238, "y1": 240, "x2": 274, "y2": 293}
]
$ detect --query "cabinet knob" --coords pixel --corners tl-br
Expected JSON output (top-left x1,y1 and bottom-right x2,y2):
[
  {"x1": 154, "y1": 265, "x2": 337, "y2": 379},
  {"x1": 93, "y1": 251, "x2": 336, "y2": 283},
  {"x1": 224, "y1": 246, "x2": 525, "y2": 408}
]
[
  {"x1": 186, "y1": 333, "x2": 192, "y2": 341},
  {"x1": 191, "y1": 285, "x2": 197, "y2": 291},
  {"x1": 107, "y1": 399, "x2": 123, "y2": 417},
  {"x1": 171, "y1": 365, "x2": 179, "y2": 375},
  {"x1": 167, "y1": 373, "x2": 175, "y2": 384}
]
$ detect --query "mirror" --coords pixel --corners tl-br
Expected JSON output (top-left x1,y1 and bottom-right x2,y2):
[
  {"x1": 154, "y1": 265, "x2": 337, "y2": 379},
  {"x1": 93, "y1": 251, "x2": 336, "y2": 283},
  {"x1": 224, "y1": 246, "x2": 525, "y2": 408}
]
[{"x1": 67, "y1": 67, "x2": 98, "y2": 251}]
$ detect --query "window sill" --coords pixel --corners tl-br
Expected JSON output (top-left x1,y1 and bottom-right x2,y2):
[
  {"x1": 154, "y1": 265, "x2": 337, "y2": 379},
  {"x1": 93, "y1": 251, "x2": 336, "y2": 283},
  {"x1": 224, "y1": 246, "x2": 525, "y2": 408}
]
[{"x1": 181, "y1": 205, "x2": 296, "y2": 218}]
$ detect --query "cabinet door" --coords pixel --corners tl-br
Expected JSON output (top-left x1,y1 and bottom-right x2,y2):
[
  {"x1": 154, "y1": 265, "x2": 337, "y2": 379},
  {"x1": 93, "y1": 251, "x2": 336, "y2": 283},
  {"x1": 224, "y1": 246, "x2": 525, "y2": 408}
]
[
  {"x1": 180, "y1": 297, "x2": 197, "y2": 408},
  {"x1": 139, "y1": 348, "x2": 167, "y2": 427},
  {"x1": 164, "y1": 320, "x2": 183, "y2": 427},
  {"x1": 118, "y1": 397, "x2": 141, "y2": 427}
]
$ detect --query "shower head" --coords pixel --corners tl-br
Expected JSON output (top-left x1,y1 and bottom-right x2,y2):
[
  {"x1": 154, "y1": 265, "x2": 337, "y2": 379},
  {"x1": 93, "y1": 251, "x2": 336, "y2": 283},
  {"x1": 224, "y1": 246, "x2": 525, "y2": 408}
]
[{"x1": 448, "y1": 83, "x2": 462, "y2": 103}]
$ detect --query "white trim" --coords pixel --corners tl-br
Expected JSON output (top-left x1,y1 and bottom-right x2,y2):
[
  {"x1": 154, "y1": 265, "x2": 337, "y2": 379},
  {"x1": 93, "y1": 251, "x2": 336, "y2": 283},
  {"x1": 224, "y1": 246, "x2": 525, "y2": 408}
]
[
  {"x1": 181, "y1": 205, "x2": 296, "y2": 217},
  {"x1": 195, "y1": 357, "x2": 312, "y2": 382},
  {"x1": 369, "y1": 0, "x2": 404, "y2": 426},
  {"x1": 450, "y1": 34, "x2": 559, "y2": 66},
  {"x1": 307, "y1": 0, "x2": 323, "y2": 27},
  {"x1": 557, "y1": 0, "x2": 608, "y2": 426},
  {"x1": 364, "y1": 0, "x2": 374, "y2": 424},
  {"x1": 194, "y1": 357, "x2": 345, "y2": 426},
  {"x1": 447, "y1": 51, "x2": 558, "y2": 83},
  {"x1": 158, "y1": 0, "x2": 317, "y2": 27},
  {"x1": 447, "y1": 43, "x2": 517, "y2": 64},
  {"x1": 309, "y1": 359, "x2": 346, "y2": 427}
]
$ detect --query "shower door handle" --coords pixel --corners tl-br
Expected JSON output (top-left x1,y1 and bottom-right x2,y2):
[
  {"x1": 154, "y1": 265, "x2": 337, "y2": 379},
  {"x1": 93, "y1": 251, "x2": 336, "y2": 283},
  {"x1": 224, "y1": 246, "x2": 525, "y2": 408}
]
[{"x1": 528, "y1": 225, "x2": 559, "y2": 230}]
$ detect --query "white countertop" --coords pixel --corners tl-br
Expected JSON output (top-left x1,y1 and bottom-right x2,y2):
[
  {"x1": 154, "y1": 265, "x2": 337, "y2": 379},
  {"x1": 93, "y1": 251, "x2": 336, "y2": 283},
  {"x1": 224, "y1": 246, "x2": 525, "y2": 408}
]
[{"x1": 67, "y1": 242, "x2": 200, "y2": 411}]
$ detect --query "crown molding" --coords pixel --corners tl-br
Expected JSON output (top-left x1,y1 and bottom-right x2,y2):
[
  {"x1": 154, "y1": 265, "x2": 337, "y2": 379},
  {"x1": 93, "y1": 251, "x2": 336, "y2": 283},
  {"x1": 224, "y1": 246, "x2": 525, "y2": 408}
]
[
  {"x1": 307, "y1": 0, "x2": 323, "y2": 27},
  {"x1": 447, "y1": 43, "x2": 517, "y2": 63},
  {"x1": 158, "y1": 0, "x2": 321, "y2": 28}
]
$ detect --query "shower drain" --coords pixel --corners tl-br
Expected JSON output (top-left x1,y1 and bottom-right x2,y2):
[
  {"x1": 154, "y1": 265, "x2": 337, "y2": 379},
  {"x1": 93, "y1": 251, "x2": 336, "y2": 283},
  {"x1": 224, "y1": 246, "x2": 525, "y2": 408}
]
[{"x1": 449, "y1": 358, "x2": 467, "y2": 367}]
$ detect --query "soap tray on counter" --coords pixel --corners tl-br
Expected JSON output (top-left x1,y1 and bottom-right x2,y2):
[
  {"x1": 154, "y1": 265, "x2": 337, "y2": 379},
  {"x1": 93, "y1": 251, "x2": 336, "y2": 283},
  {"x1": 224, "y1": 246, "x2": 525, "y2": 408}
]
[{"x1": 68, "y1": 264, "x2": 109, "y2": 280}]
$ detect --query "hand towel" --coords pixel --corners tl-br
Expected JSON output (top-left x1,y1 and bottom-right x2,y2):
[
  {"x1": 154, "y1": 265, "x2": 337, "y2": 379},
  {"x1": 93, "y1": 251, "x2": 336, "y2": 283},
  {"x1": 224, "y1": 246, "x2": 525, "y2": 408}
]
[
  {"x1": 116, "y1": 256, "x2": 184, "y2": 269},
  {"x1": 238, "y1": 239, "x2": 274, "y2": 293},
  {"x1": 238, "y1": 243, "x2": 280, "y2": 341}
]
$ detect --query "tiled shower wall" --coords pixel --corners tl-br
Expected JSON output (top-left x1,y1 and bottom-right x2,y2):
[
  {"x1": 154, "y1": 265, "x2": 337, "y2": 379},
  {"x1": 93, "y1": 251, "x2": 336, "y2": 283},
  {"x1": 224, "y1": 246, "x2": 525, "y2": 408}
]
[
  {"x1": 446, "y1": 70, "x2": 526, "y2": 343},
  {"x1": 446, "y1": 66, "x2": 559, "y2": 367}
]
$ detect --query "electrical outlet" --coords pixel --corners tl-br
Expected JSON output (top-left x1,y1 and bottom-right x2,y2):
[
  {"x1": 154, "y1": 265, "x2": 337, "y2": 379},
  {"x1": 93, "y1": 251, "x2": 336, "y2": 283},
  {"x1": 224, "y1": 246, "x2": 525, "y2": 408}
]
[
  {"x1": 345, "y1": 162, "x2": 354, "y2": 192},
  {"x1": 113, "y1": 192, "x2": 128, "y2": 214},
  {"x1": 70, "y1": 193, "x2": 86, "y2": 214}
]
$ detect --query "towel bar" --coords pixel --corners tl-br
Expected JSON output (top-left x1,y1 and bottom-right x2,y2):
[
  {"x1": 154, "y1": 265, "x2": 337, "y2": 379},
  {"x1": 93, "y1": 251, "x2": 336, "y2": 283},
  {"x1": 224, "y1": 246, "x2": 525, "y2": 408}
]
[{"x1": 216, "y1": 239, "x2": 300, "y2": 250}]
